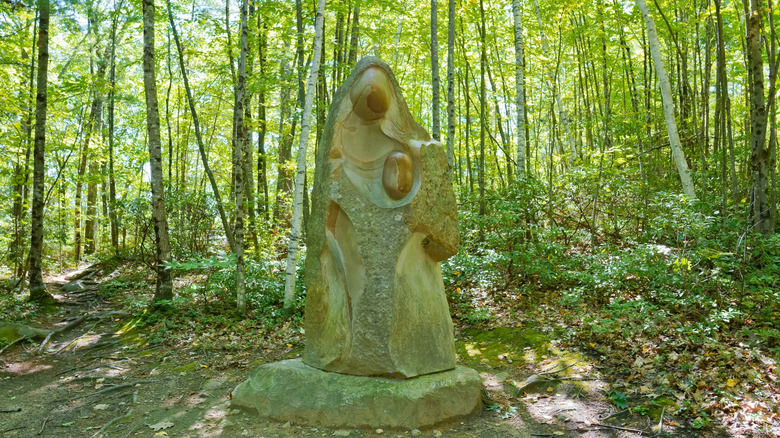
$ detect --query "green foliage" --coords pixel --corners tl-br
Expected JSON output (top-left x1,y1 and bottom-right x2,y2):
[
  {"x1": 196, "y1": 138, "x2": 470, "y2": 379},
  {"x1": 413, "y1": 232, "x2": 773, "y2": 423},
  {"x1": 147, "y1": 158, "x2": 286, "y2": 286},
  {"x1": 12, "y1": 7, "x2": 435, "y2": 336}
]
[
  {"x1": 608, "y1": 390, "x2": 629, "y2": 410},
  {"x1": 167, "y1": 250, "x2": 305, "y2": 324}
]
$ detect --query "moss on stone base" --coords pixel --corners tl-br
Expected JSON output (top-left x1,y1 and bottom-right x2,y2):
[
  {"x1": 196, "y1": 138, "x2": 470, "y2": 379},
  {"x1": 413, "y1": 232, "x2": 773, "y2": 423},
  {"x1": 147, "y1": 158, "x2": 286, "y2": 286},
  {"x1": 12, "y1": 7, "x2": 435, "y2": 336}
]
[{"x1": 231, "y1": 359, "x2": 481, "y2": 429}]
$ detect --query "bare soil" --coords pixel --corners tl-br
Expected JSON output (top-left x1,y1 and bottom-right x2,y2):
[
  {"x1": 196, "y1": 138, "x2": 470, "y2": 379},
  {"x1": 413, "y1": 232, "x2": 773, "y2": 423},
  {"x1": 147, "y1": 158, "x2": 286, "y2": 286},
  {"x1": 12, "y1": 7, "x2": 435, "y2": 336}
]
[{"x1": 1, "y1": 263, "x2": 730, "y2": 438}]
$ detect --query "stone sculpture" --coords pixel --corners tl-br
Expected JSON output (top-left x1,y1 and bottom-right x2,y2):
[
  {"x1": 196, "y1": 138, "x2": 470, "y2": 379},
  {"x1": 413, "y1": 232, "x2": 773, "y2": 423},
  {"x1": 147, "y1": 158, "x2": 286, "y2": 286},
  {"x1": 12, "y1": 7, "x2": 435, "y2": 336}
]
[
  {"x1": 303, "y1": 56, "x2": 460, "y2": 378},
  {"x1": 232, "y1": 57, "x2": 480, "y2": 429}
]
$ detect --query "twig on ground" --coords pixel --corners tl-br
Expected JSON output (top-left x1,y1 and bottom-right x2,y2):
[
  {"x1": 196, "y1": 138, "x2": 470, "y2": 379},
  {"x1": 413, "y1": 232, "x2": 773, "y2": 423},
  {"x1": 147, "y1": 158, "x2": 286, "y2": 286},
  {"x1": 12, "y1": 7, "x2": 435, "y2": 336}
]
[
  {"x1": 602, "y1": 409, "x2": 629, "y2": 420},
  {"x1": 0, "y1": 336, "x2": 30, "y2": 355},
  {"x1": 0, "y1": 408, "x2": 22, "y2": 413},
  {"x1": 539, "y1": 361, "x2": 579, "y2": 376},
  {"x1": 73, "y1": 379, "x2": 158, "y2": 400},
  {"x1": 592, "y1": 422, "x2": 644, "y2": 433},
  {"x1": 91, "y1": 408, "x2": 133, "y2": 438},
  {"x1": 68, "y1": 375, "x2": 125, "y2": 383},
  {"x1": 37, "y1": 314, "x2": 88, "y2": 354},
  {"x1": 1, "y1": 426, "x2": 27, "y2": 433},
  {"x1": 37, "y1": 417, "x2": 48, "y2": 435},
  {"x1": 655, "y1": 406, "x2": 665, "y2": 436}
]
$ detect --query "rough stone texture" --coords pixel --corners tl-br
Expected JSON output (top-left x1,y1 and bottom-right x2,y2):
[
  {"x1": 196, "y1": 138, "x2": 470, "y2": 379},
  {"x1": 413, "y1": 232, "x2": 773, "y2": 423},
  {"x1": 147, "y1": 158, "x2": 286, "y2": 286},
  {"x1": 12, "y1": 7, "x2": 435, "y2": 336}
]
[
  {"x1": 231, "y1": 359, "x2": 482, "y2": 429},
  {"x1": 304, "y1": 56, "x2": 460, "y2": 378}
]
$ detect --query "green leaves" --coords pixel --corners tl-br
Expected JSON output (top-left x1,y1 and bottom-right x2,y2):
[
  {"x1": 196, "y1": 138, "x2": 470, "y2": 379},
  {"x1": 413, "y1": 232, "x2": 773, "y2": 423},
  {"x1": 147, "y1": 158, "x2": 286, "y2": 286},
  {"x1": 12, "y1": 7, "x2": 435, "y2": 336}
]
[{"x1": 608, "y1": 390, "x2": 628, "y2": 409}]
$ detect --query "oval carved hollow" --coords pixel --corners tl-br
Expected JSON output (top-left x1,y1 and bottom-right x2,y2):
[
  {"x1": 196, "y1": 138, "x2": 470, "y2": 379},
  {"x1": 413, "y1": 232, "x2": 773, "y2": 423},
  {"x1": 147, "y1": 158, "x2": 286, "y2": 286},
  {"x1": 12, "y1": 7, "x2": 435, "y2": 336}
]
[{"x1": 382, "y1": 152, "x2": 414, "y2": 200}]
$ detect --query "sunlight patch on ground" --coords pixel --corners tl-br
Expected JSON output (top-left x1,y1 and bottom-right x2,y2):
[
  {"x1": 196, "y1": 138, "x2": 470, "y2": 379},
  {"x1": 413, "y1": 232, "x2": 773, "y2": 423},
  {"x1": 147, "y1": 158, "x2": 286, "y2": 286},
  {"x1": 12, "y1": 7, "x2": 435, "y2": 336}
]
[{"x1": 2, "y1": 361, "x2": 52, "y2": 376}]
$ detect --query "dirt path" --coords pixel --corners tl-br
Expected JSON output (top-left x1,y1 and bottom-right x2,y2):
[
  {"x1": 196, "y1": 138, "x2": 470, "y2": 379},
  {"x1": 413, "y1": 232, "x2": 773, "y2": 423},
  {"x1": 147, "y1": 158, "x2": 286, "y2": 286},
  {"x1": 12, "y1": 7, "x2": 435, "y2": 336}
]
[{"x1": 1, "y1": 265, "x2": 719, "y2": 438}]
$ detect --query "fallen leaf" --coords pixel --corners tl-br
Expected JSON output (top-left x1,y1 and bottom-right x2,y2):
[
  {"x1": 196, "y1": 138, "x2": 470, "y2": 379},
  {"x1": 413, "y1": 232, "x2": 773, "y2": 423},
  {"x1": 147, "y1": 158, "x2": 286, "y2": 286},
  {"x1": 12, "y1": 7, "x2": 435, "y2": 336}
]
[
  {"x1": 726, "y1": 378, "x2": 737, "y2": 388},
  {"x1": 640, "y1": 386, "x2": 652, "y2": 393},
  {"x1": 149, "y1": 420, "x2": 174, "y2": 431},
  {"x1": 93, "y1": 404, "x2": 109, "y2": 410},
  {"x1": 547, "y1": 387, "x2": 554, "y2": 392}
]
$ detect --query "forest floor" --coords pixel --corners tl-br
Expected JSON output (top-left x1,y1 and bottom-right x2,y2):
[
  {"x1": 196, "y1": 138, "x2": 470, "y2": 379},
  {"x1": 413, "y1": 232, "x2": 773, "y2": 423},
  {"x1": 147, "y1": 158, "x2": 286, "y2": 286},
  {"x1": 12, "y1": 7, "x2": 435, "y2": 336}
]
[{"x1": 0, "y1": 259, "x2": 768, "y2": 438}]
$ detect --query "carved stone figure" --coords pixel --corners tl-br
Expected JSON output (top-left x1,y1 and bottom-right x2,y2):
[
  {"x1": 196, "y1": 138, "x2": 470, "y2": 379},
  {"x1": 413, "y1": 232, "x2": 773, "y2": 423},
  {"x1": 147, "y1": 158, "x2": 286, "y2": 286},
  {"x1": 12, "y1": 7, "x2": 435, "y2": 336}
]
[
  {"x1": 304, "y1": 56, "x2": 459, "y2": 378},
  {"x1": 232, "y1": 58, "x2": 481, "y2": 429}
]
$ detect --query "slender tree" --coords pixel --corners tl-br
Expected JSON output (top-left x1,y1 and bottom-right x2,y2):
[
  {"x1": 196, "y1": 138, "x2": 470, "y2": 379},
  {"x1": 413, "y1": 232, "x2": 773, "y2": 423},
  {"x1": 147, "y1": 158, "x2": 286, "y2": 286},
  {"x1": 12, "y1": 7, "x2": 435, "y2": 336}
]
[
  {"x1": 745, "y1": 0, "x2": 771, "y2": 234},
  {"x1": 431, "y1": 0, "x2": 440, "y2": 140},
  {"x1": 446, "y1": 0, "x2": 456, "y2": 173},
  {"x1": 28, "y1": 0, "x2": 53, "y2": 303},
  {"x1": 234, "y1": 0, "x2": 250, "y2": 311},
  {"x1": 167, "y1": 0, "x2": 235, "y2": 251},
  {"x1": 478, "y1": 0, "x2": 487, "y2": 235},
  {"x1": 635, "y1": 0, "x2": 697, "y2": 201},
  {"x1": 9, "y1": 11, "x2": 37, "y2": 282},
  {"x1": 512, "y1": 0, "x2": 526, "y2": 180},
  {"x1": 143, "y1": 0, "x2": 173, "y2": 302},
  {"x1": 532, "y1": 0, "x2": 577, "y2": 164},
  {"x1": 283, "y1": 0, "x2": 326, "y2": 312},
  {"x1": 107, "y1": 1, "x2": 120, "y2": 251},
  {"x1": 257, "y1": 15, "x2": 269, "y2": 223}
]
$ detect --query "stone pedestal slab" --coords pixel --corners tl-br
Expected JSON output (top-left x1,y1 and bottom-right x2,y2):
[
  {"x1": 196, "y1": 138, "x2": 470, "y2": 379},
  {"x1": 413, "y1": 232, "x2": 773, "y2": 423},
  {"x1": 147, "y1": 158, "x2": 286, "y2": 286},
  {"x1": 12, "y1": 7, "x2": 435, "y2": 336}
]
[{"x1": 231, "y1": 359, "x2": 481, "y2": 430}]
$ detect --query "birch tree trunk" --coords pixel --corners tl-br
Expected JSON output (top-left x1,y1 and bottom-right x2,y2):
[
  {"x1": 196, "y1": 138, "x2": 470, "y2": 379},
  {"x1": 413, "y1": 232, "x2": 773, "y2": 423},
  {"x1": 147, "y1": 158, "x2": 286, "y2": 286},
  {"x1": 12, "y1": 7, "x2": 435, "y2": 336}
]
[
  {"x1": 28, "y1": 0, "x2": 53, "y2": 303},
  {"x1": 283, "y1": 0, "x2": 326, "y2": 312},
  {"x1": 512, "y1": 0, "x2": 526, "y2": 181},
  {"x1": 635, "y1": 0, "x2": 697, "y2": 201},
  {"x1": 431, "y1": 0, "x2": 440, "y2": 140},
  {"x1": 166, "y1": 0, "x2": 235, "y2": 251},
  {"x1": 234, "y1": 0, "x2": 250, "y2": 312},
  {"x1": 143, "y1": 0, "x2": 173, "y2": 302},
  {"x1": 446, "y1": 0, "x2": 456, "y2": 173}
]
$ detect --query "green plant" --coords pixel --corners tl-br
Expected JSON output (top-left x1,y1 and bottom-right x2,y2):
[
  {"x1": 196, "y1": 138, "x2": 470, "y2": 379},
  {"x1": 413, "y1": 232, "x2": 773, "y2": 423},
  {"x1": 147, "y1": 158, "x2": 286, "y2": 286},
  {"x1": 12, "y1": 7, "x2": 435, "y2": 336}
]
[
  {"x1": 608, "y1": 390, "x2": 628, "y2": 409},
  {"x1": 691, "y1": 413, "x2": 711, "y2": 429}
]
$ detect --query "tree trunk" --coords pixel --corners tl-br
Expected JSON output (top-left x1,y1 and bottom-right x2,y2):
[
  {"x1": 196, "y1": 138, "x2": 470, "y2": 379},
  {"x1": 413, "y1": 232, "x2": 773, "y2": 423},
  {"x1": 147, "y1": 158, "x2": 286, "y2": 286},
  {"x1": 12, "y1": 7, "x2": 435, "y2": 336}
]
[
  {"x1": 10, "y1": 13, "x2": 36, "y2": 281},
  {"x1": 635, "y1": 0, "x2": 697, "y2": 201},
  {"x1": 715, "y1": 0, "x2": 730, "y2": 212},
  {"x1": 347, "y1": 3, "x2": 359, "y2": 67},
  {"x1": 745, "y1": 0, "x2": 771, "y2": 234},
  {"x1": 273, "y1": 40, "x2": 295, "y2": 225},
  {"x1": 768, "y1": 0, "x2": 779, "y2": 228},
  {"x1": 243, "y1": 1, "x2": 258, "y2": 253},
  {"x1": 283, "y1": 0, "x2": 326, "y2": 312},
  {"x1": 478, "y1": 0, "x2": 486, "y2": 235},
  {"x1": 77, "y1": 43, "x2": 111, "y2": 259},
  {"x1": 234, "y1": 0, "x2": 250, "y2": 312},
  {"x1": 512, "y1": 0, "x2": 526, "y2": 181},
  {"x1": 143, "y1": 0, "x2": 173, "y2": 302},
  {"x1": 431, "y1": 0, "x2": 440, "y2": 140},
  {"x1": 167, "y1": 0, "x2": 235, "y2": 252},
  {"x1": 28, "y1": 0, "x2": 52, "y2": 302},
  {"x1": 446, "y1": 0, "x2": 456, "y2": 174},
  {"x1": 108, "y1": 9, "x2": 119, "y2": 251},
  {"x1": 257, "y1": 15, "x2": 269, "y2": 223}
]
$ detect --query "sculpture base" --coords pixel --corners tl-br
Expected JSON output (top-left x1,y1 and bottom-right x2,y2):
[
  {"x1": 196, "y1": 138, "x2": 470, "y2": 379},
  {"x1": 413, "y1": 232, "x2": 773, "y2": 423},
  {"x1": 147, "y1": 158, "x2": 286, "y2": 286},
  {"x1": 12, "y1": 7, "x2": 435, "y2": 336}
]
[{"x1": 231, "y1": 359, "x2": 482, "y2": 429}]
